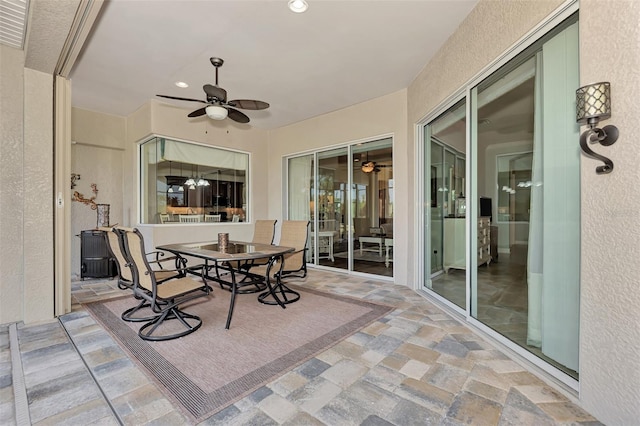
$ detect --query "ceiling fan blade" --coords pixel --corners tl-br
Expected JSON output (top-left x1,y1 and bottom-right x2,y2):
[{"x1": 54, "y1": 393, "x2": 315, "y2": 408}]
[
  {"x1": 227, "y1": 99, "x2": 269, "y2": 110},
  {"x1": 188, "y1": 107, "x2": 207, "y2": 118},
  {"x1": 203, "y1": 84, "x2": 227, "y2": 102},
  {"x1": 156, "y1": 94, "x2": 207, "y2": 104},
  {"x1": 226, "y1": 107, "x2": 250, "y2": 124}
]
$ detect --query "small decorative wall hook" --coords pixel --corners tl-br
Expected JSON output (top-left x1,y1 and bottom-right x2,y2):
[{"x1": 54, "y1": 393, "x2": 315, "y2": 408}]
[{"x1": 576, "y1": 82, "x2": 619, "y2": 174}]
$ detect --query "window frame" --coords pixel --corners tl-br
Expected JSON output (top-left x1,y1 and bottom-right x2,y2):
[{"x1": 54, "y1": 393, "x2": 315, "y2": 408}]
[{"x1": 137, "y1": 135, "x2": 251, "y2": 225}]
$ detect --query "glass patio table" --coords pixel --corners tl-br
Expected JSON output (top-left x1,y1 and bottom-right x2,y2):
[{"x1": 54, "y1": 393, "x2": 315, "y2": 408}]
[{"x1": 156, "y1": 241, "x2": 296, "y2": 329}]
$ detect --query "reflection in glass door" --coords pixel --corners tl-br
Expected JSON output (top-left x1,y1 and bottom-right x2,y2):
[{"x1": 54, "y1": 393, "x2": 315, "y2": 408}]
[
  {"x1": 352, "y1": 140, "x2": 393, "y2": 276},
  {"x1": 315, "y1": 148, "x2": 348, "y2": 271},
  {"x1": 470, "y1": 19, "x2": 580, "y2": 379},
  {"x1": 286, "y1": 138, "x2": 393, "y2": 278},
  {"x1": 424, "y1": 99, "x2": 467, "y2": 309}
]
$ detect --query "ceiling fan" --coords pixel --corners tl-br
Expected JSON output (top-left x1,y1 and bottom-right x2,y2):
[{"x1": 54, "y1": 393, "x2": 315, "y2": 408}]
[
  {"x1": 359, "y1": 152, "x2": 391, "y2": 173},
  {"x1": 361, "y1": 161, "x2": 392, "y2": 173},
  {"x1": 156, "y1": 57, "x2": 269, "y2": 124}
]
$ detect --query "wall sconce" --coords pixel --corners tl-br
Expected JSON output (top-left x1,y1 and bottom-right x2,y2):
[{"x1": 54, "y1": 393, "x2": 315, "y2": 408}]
[{"x1": 576, "y1": 82, "x2": 619, "y2": 174}]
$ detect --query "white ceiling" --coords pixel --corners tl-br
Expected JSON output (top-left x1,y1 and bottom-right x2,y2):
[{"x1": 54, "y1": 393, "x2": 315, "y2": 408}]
[{"x1": 70, "y1": 0, "x2": 478, "y2": 129}]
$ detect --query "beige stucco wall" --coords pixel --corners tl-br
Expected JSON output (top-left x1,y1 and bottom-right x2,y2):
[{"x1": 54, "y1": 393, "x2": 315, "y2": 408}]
[
  {"x1": 578, "y1": 1, "x2": 640, "y2": 423},
  {"x1": 0, "y1": 45, "x2": 26, "y2": 324},
  {"x1": 406, "y1": 0, "x2": 640, "y2": 423},
  {"x1": 266, "y1": 89, "x2": 408, "y2": 284},
  {"x1": 0, "y1": 48, "x2": 55, "y2": 324},
  {"x1": 23, "y1": 68, "x2": 54, "y2": 322}
]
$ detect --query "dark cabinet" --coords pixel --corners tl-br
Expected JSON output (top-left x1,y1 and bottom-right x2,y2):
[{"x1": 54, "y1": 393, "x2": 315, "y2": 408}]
[{"x1": 80, "y1": 230, "x2": 117, "y2": 279}]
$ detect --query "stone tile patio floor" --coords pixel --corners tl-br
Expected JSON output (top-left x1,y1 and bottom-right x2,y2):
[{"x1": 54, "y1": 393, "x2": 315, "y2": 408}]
[{"x1": 1, "y1": 270, "x2": 601, "y2": 425}]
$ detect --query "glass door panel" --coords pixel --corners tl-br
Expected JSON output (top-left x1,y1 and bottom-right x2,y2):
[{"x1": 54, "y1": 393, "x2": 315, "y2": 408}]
[
  {"x1": 471, "y1": 19, "x2": 579, "y2": 378},
  {"x1": 352, "y1": 139, "x2": 393, "y2": 277},
  {"x1": 424, "y1": 100, "x2": 466, "y2": 309},
  {"x1": 288, "y1": 154, "x2": 314, "y2": 264},
  {"x1": 315, "y1": 148, "x2": 348, "y2": 270}
]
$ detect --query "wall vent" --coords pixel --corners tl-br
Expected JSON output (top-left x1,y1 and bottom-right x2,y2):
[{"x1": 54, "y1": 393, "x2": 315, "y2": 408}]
[{"x1": 0, "y1": 0, "x2": 29, "y2": 49}]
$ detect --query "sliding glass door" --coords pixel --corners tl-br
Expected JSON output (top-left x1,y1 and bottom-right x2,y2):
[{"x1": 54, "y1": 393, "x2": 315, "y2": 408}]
[
  {"x1": 287, "y1": 138, "x2": 393, "y2": 277},
  {"x1": 422, "y1": 14, "x2": 580, "y2": 381}
]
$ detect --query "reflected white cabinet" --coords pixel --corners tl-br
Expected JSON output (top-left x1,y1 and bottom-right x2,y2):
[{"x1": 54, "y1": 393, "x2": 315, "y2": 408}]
[
  {"x1": 444, "y1": 217, "x2": 491, "y2": 273},
  {"x1": 444, "y1": 218, "x2": 465, "y2": 272}
]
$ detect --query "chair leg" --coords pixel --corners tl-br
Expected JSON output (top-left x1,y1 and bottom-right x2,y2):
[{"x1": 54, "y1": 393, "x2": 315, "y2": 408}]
[
  {"x1": 121, "y1": 298, "x2": 158, "y2": 322},
  {"x1": 138, "y1": 306, "x2": 202, "y2": 341}
]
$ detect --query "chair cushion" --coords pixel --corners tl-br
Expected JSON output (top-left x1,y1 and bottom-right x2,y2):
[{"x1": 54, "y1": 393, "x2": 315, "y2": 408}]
[{"x1": 156, "y1": 277, "x2": 207, "y2": 299}]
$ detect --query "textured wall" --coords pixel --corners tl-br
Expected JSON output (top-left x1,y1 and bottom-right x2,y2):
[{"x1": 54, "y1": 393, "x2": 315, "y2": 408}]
[
  {"x1": 23, "y1": 68, "x2": 54, "y2": 322},
  {"x1": 0, "y1": 45, "x2": 25, "y2": 323},
  {"x1": 266, "y1": 90, "x2": 408, "y2": 285},
  {"x1": 72, "y1": 108, "x2": 126, "y2": 150},
  {"x1": 578, "y1": 1, "x2": 640, "y2": 423}
]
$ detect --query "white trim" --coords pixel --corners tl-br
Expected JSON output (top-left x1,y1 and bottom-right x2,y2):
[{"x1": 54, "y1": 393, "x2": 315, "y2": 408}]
[{"x1": 135, "y1": 134, "x2": 253, "y2": 225}]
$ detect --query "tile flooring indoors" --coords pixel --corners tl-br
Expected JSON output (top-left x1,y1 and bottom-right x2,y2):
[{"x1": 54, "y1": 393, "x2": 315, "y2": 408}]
[{"x1": 1, "y1": 269, "x2": 601, "y2": 425}]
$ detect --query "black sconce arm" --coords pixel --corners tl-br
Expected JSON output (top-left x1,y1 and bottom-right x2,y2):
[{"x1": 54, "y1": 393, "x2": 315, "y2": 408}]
[{"x1": 579, "y1": 125, "x2": 619, "y2": 175}]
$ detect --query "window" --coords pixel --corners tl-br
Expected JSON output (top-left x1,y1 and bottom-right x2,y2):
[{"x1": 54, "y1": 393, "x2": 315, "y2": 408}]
[{"x1": 140, "y1": 137, "x2": 249, "y2": 224}]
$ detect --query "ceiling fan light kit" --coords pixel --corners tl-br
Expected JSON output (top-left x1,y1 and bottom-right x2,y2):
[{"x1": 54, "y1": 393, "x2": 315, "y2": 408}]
[
  {"x1": 156, "y1": 57, "x2": 269, "y2": 124},
  {"x1": 206, "y1": 105, "x2": 228, "y2": 120}
]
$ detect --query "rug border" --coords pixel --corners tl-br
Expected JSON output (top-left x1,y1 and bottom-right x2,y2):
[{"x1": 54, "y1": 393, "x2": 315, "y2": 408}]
[{"x1": 83, "y1": 285, "x2": 394, "y2": 423}]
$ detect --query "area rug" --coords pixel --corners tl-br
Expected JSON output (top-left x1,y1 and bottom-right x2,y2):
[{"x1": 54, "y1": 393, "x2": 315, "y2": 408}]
[{"x1": 84, "y1": 285, "x2": 393, "y2": 422}]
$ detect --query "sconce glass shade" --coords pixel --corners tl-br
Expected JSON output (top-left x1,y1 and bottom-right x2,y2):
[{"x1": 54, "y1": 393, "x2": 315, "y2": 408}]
[
  {"x1": 206, "y1": 105, "x2": 229, "y2": 120},
  {"x1": 576, "y1": 82, "x2": 611, "y2": 125},
  {"x1": 197, "y1": 177, "x2": 210, "y2": 187}
]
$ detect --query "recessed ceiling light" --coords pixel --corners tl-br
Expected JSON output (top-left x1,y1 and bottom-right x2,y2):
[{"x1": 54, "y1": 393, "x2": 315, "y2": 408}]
[
  {"x1": 175, "y1": 81, "x2": 189, "y2": 88},
  {"x1": 288, "y1": 0, "x2": 308, "y2": 13}
]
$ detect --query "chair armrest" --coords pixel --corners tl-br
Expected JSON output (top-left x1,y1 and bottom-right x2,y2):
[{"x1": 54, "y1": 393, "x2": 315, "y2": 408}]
[{"x1": 146, "y1": 250, "x2": 186, "y2": 269}]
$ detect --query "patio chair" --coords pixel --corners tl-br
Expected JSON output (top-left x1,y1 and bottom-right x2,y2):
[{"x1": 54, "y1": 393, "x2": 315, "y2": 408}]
[
  {"x1": 179, "y1": 214, "x2": 201, "y2": 223},
  {"x1": 122, "y1": 228, "x2": 211, "y2": 341},
  {"x1": 233, "y1": 220, "x2": 278, "y2": 290},
  {"x1": 254, "y1": 220, "x2": 309, "y2": 306},
  {"x1": 245, "y1": 220, "x2": 309, "y2": 285},
  {"x1": 277, "y1": 220, "x2": 310, "y2": 279},
  {"x1": 252, "y1": 219, "x2": 277, "y2": 245},
  {"x1": 102, "y1": 227, "x2": 185, "y2": 322}
]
